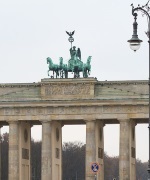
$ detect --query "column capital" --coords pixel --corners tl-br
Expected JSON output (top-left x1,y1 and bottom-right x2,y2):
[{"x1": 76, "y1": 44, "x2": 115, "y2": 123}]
[
  {"x1": 118, "y1": 118, "x2": 130, "y2": 123},
  {"x1": 7, "y1": 120, "x2": 19, "y2": 124},
  {"x1": 84, "y1": 119, "x2": 96, "y2": 123},
  {"x1": 96, "y1": 119, "x2": 105, "y2": 126},
  {"x1": 40, "y1": 120, "x2": 52, "y2": 124}
]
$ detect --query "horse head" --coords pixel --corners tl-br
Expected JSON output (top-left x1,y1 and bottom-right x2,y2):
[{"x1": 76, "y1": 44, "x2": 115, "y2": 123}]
[
  {"x1": 47, "y1": 57, "x2": 53, "y2": 64},
  {"x1": 87, "y1": 56, "x2": 92, "y2": 64},
  {"x1": 59, "y1": 57, "x2": 63, "y2": 65}
]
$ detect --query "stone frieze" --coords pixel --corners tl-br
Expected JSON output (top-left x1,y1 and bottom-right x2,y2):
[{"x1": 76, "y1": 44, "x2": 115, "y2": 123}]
[
  {"x1": 1, "y1": 105, "x2": 148, "y2": 116},
  {"x1": 41, "y1": 83, "x2": 93, "y2": 99}
]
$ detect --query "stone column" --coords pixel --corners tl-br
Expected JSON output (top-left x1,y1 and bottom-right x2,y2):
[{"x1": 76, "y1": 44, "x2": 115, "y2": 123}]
[
  {"x1": 129, "y1": 120, "x2": 136, "y2": 180},
  {"x1": 8, "y1": 121, "x2": 19, "y2": 180},
  {"x1": 95, "y1": 121, "x2": 104, "y2": 180},
  {"x1": 85, "y1": 120, "x2": 96, "y2": 180},
  {"x1": 41, "y1": 121, "x2": 52, "y2": 180},
  {"x1": 19, "y1": 122, "x2": 31, "y2": 180},
  {"x1": 51, "y1": 121, "x2": 62, "y2": 180},
  {"x1": 0, "y1": 126, "x2": 2, "y2": 180},
  {"x1": 119, "y1": 119, "x2": 136, "y2": 180}
]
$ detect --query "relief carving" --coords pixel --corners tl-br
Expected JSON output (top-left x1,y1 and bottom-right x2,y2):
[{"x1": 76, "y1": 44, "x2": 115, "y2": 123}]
[
  {"x1": 103, "y1": 106, "x2": 111, "y2": 113},
  {"x1": 37, "y1": 108, "x2": 44, "y2": 114},
  {"x1": 14, "y1": 108, "x2": 21, "y2": 114},
  {"x1": 4, "y1": 108, "x2": 12, "y2": 115},
  {"x1": 81, "y1": 107, "x2": 89, "y2": 113},
  {"x1": 91, "y1": 106, "x2": 101, "y2": 113},
  {"x1": 136, "y1": 105, "x2": 144, "y2": 112},
  {"x1": 69, "y1": 107, "x2": 78, "y2": 114},
  {"x1": 44, "y1": 84, "x2": 90, "y2": 96},
  {"x1": 26, "y1": 108, "x2": 32, "y2": 114},
  {"x1": 58, "y1": 107, "x2": 65, "y2": 114},
  {"x1": 64, "y1": 85, "x2": 77, "y2": 95},
  {"x1": 50, "y1": 85, "x2": 63, "y2": 95},
  {"x1": 1, "y1": 104, "x2": 148, "y2": 118},
  {"x1": 115, "y1": 106, "x2": 122, "y2": 112},
  {"x1": 103, "y1": 105, "x2": 148, "y2": 114},
  {"x1": 47, "y1": 107, "x2": 55, "y2": 114}
]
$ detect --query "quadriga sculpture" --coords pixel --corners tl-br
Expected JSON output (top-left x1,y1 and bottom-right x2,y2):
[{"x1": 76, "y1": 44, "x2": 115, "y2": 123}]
[{"x1": 46, "y1": 50, "x2": 91, "y2": 79}]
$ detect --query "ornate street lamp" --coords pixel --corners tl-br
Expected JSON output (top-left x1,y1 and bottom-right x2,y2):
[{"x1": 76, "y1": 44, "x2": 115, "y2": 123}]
[
  {"x1": 128, "y1": 13, "x2": 142, "y2": 51},
  {"x1": 128, "y1": 1, "x2": 150, "y2": 179}
]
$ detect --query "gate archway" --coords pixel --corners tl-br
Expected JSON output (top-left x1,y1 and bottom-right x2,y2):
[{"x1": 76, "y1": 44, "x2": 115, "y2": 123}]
[{"x1": 0, "y1": 78, "x2": 148, "y2": 180}]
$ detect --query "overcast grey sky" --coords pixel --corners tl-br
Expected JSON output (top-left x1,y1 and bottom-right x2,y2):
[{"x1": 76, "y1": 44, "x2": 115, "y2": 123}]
[{"x1": 0, "y1": 0, "x2": 149, "y2": 162}]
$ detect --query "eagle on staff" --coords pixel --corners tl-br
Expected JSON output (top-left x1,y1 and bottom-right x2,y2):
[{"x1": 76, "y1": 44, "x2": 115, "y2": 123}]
[
  {"x1": 66, "y1": 30, "x2": 75, "y2": 38},
  {"x1": 66, "y1": 30, "x2": 75, "y2": 48}
]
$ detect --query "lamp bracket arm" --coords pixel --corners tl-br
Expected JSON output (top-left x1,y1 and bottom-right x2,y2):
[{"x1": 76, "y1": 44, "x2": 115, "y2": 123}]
[
  {"x1": 132, "y1": 7, "x2": 150, "y2": 21},
  {"x1": 132, "y1": 6, "x2": 150, "y2": 37}
]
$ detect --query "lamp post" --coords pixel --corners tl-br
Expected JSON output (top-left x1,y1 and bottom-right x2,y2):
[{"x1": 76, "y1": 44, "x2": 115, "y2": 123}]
[{"x1": 128, "y1": 1, "x2": 150, "y2": 179}]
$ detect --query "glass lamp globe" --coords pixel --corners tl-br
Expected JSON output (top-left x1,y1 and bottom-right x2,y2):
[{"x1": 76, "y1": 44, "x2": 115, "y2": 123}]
[{"x1": 128, "y1": 38, "x2": 142, "y2": 52}]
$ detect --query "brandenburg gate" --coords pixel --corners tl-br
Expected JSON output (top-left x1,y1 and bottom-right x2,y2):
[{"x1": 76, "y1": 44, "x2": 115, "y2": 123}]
[
  {"x1": 0, "y1": 78, "x2": 148, "y2": 180},
  {"x1": 0, "y1": 31, "x2": 148, "y2": 180}
]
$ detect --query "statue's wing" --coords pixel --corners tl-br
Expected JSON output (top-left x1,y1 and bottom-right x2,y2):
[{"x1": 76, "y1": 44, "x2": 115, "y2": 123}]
[
  {"x1": 66, "y1": 31, "x2": 70, "y2": 36},
  {"x1": 77, "y1": 48, "x2": 81, "y2": 60},
  {"x1": 71, "y1": 30, "x2": 75, "y2": 36}
]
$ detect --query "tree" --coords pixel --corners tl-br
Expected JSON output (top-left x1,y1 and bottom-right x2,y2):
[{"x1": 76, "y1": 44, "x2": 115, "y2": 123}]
[
  {"x1": 104, "y1": 152, "x2": 119, "y2": 180},
  {"x1": 1, "y1": 132, "x2": 9, "y2": 180},
  {"x1": 31, "y1": 139, "x2": 41, "y2": 180},
  {"x1": 62, "y1": 142, "x2": 85, "y2": 180}
]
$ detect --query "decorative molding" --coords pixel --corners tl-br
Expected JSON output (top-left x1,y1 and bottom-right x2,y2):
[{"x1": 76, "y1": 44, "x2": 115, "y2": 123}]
[
  {"x1": 102, "y1": 105, "x2": 147, "y2": 114},
  {"x1": 1, "y1": 105, "x2": 149, "y2": 116}
]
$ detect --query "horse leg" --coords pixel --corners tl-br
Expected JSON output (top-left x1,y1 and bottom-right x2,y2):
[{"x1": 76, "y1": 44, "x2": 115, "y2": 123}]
[
  {"x1": 56, "y1": 71, "x2": 58, "y2": 79},
  {"x1": 65, "y1": 71, "x2": 68, "y2": 78},
  {"x1": 48, "y1": 70, "x2": 49, "y2": 76},
  {"x1": 60, "y1": 70, "x2": 63, "y2": 78},
  {"x1": 78, "y1": 72, "x2": 80, "y2": 78}
]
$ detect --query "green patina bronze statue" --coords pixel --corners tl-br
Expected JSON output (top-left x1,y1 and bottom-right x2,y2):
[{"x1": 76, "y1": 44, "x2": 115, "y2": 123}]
[{"x1": 47, "y1": 31, "x2": 91, "y2": 78}]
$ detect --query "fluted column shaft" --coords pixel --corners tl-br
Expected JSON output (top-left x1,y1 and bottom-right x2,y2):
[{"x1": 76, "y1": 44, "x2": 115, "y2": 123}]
[
  {"x1": 8, "y1": 121, "x2": 19, "y2": 180},
  {"x1": 0, "y1": 127, "x2": 2, "y2": 180},
  {"x1": 119, "y1": 119, "x2": 136, "y2": 180},
  {"x1": 41, "y1": 121, "x2": 52, "y2": 180},
  {"x1": 86, "y1": 120, "x2": 96, "y2": 180},
  {"x1": 119, "y1": 120, "x2": 130, "y2": 180}
]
